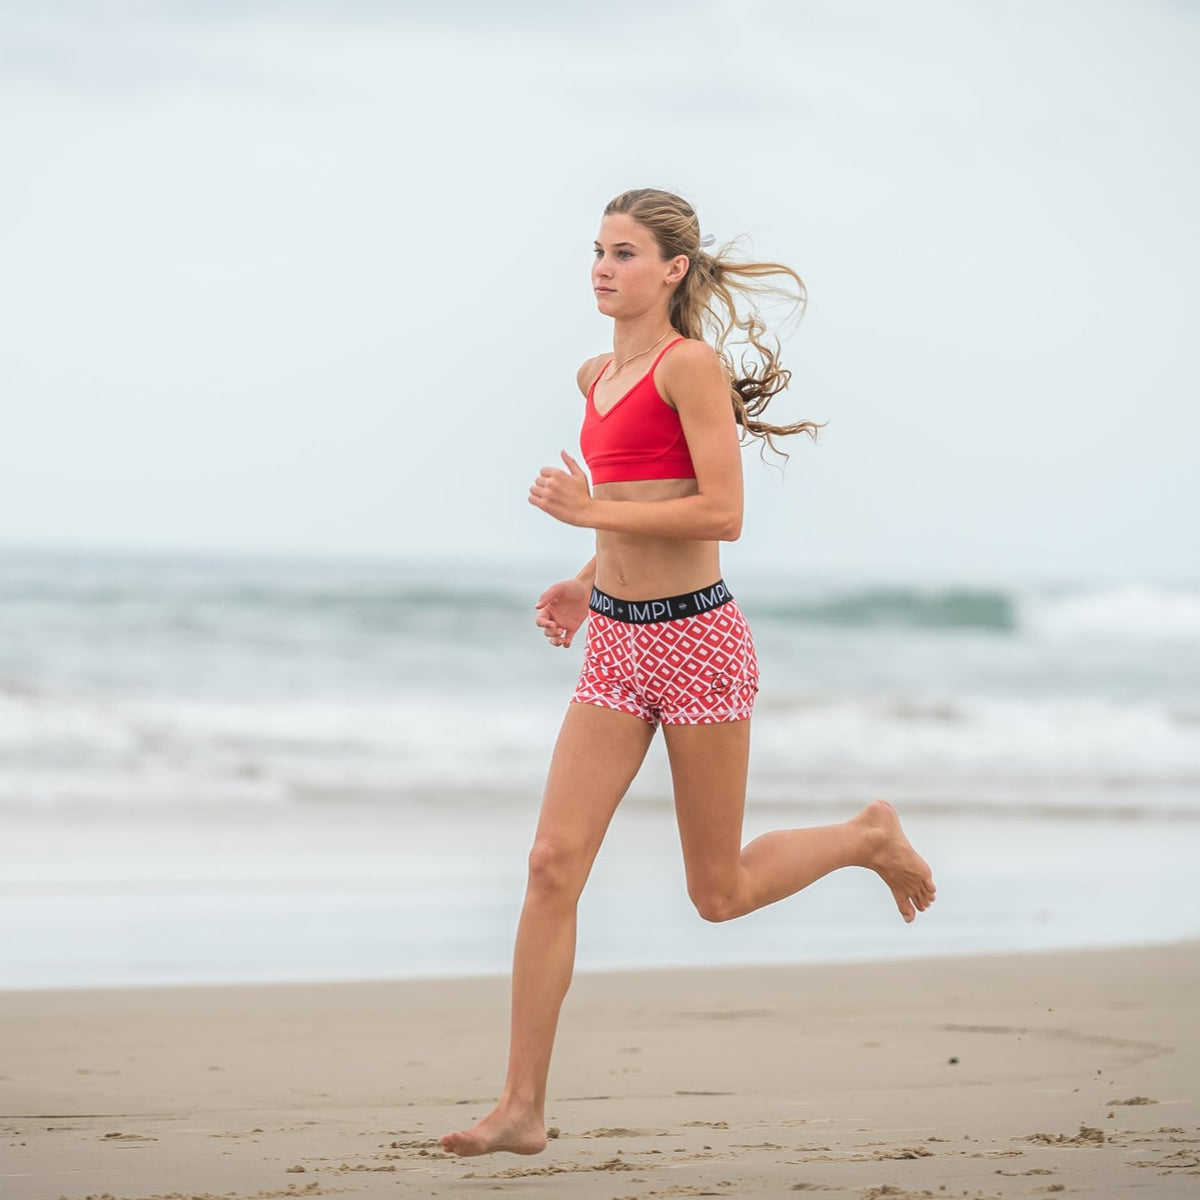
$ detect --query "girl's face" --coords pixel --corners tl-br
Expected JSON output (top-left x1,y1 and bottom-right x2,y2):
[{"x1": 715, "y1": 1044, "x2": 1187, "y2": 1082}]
[{"x1": 592, "y1": 213, "x2": 688, "y2": 320}]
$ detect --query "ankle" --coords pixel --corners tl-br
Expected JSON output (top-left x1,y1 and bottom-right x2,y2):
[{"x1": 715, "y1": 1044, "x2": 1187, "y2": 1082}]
[
  {"x1": 497, "y1": 1090, "x2": 542, "y2": 1119},
  {"x1": 849, "y1": 813, "x2": 885, "y2": 869}
]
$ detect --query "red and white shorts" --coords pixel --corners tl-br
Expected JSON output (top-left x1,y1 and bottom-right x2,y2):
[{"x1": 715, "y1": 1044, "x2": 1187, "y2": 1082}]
[{"x1": 571, "y1": 581, "x2": 758, "y2": 727}]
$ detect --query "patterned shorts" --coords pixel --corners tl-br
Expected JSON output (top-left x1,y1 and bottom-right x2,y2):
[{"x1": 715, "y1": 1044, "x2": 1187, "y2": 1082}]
[{"x1": 571, "y1": 580, "x2": 758, "y2": 727}]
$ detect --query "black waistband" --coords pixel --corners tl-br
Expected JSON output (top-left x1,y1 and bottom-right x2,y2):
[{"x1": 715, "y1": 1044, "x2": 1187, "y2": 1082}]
[{"x1": 588, "y1": 580, "x2": 733, "y2": 624}]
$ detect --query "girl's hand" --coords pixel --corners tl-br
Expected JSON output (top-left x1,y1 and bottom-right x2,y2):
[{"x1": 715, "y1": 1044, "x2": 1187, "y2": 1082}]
[
  {"x1": 534, "y1": 576, "x2": 591, "y2": 648},
  {"x1": 529, "y1": 452, "x2": 594, "y2": 527}
]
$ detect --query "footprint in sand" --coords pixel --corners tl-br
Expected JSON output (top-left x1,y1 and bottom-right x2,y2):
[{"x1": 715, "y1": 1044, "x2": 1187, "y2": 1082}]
[{"x1": 579, "y1": 1127, "x2": 664, "y2": 1138}]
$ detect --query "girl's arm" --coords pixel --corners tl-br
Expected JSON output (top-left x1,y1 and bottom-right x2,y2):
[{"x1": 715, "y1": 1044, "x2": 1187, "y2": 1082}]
[{"x1": 529, "y1": 342, "x2": 744, "y2": 542}]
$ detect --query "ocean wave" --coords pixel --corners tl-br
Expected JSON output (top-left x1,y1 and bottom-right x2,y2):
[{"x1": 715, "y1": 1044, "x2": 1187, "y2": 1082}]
[
  {"x1": 5, "y1": 549, "x2": 1199, "y2": 643},
  {"x1": 3, "y1": 682, "x2": 1197, "y2": 817},
  {"x1": 752, "y1": 581, "x2": 1200, "y2": 643},
  {"x1": 1021, "y1": 583, "x2": 1200, "y2": 643},
  {"x1": 3, "y1": 551, "x2": 1198, "y2": 817},
  {"x1": 754, "y1": 587, "x2": 1016, "y2": 632}
]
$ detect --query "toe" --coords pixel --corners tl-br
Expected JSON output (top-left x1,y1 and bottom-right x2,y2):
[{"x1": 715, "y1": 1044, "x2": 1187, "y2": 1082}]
[{"x1": 441, "y1": 1132, "x2": 473, "y2": 1156}]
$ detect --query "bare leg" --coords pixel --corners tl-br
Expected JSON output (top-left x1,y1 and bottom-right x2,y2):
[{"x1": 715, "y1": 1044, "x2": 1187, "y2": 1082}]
[
  {"x1": 439, "y1": 703, "x2": 655, "y2": 1157},
  {"x1": 663, "y1": 721, "x2": 935, "y2": 924}
]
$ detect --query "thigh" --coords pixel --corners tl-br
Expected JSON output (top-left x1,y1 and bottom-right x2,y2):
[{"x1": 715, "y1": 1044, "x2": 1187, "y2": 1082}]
[
  {"x1": 648, "y1": 601, "x2": 758, "y2": 726},
  {"x1": 662, "y1": 719, "x2": 751, "y2": 885},
  {"x1": 533, "y1": 702, "x2": 657, "y2": 859}
]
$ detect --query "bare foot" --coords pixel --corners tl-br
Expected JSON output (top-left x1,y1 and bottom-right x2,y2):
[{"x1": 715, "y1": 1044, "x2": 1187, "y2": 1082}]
[
  {"x1": 856, "y1": 800, "x2": 936, "y2": 923},
  {"x1": 440, "y1": 1105, "x2": 547, "y2": 1157}
]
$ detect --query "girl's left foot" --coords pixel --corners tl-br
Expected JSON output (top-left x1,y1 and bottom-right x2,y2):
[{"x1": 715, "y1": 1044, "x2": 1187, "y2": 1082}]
[
  {"x1": 440, "y1": 1104, "x2": 547, "y2": 1157},
  {"x1": 856, "y1": 800, "x2": 936, "y2": 923}
]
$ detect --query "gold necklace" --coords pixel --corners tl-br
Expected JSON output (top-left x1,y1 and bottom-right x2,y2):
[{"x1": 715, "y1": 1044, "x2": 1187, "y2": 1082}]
[{"x1": 601, "y1": 330, "x2": 674, "y2": 381}]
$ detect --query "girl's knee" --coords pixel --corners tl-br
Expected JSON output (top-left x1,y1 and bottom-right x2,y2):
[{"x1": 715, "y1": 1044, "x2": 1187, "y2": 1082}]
[
  {"x1": 527, "y1": 837, "x2": 590, "y2": 901},
  {"x1": 688, "y1": 882, "x2": 742, "y2": 924}
]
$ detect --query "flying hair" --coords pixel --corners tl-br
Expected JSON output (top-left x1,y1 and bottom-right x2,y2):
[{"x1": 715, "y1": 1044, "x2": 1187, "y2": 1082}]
[{"x1": 603, "y1": 187, "x2": 822, "y2": 455}]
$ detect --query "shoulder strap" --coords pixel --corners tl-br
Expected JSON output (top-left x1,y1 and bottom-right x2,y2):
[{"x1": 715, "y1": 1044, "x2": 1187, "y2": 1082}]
[
  {"x1": 649, "y1": 336, "x2": 687, "y2": 372},
  {"x1": 587, "y1": 360, "x2": 612, "y2": 397}
]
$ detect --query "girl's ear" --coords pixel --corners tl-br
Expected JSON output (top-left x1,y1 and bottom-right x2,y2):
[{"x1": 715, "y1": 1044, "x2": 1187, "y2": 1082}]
[{"x1": 665, "y1": 254, "x2": 690, "y2": 285}]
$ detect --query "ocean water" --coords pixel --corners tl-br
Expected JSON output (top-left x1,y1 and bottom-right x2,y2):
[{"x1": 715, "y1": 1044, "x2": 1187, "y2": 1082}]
[{"x1": 2, "y1": 547, "x2": 1199, "y2": 989}]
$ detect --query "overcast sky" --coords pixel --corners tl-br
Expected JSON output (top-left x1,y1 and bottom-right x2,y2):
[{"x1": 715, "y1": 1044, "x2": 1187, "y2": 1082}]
[{"x1": 2, "y1": 0, "x2": 1197, "y2": 583}]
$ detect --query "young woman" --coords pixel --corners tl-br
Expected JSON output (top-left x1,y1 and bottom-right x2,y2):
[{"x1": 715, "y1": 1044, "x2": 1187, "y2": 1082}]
[{"x1": 440, "y1": 188, "x2": 935, "y2": 1158}]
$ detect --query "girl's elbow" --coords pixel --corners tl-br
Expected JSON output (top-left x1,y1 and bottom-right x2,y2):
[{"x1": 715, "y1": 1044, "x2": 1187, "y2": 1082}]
[{"x1": 695, "y1": 492, "x2": 741, "y2": 541}]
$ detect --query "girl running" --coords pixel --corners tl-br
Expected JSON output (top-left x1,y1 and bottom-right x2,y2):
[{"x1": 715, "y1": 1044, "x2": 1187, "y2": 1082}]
[{"x1": 440, "y1": 187, "x2": 935, "y2": 1158}]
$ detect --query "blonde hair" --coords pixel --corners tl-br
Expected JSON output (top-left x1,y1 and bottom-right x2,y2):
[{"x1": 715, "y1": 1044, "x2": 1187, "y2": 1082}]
[{"x1": 604, "y1": 188, "x2": 821, "y2": 452}]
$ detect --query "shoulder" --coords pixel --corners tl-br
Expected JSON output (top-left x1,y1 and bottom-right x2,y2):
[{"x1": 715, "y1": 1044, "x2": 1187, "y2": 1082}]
[
  {"x1": 663, "y1": 337, "x2": 720, "y2": 366},
  {"x1": 576, "y1": 353, "x2": 609, "y2": 397},
  {"x1": 655, "y1": 338, "x2": 730, "y2": 407}
]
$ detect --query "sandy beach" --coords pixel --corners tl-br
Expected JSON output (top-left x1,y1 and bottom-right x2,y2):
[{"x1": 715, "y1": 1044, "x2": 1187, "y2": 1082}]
[{"x1": 1, "y1": 941, "x2": 1197, "y2": 1199}]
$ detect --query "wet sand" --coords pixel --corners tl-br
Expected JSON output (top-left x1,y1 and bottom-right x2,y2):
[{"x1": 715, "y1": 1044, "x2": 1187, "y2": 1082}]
[{"x1": 1, "y1": 942, "x2": 1197, "y2": 1199}]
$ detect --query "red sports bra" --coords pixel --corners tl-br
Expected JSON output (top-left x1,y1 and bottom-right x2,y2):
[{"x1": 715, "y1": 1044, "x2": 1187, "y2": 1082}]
[{"x1": 579, "y1": 337, "x2": 696, "y2": 485}]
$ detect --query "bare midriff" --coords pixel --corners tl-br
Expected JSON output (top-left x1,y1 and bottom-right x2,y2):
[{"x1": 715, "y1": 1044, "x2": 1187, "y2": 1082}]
[{"x1": 591, "y1": 477, "x2": 724, "y2": 600}]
